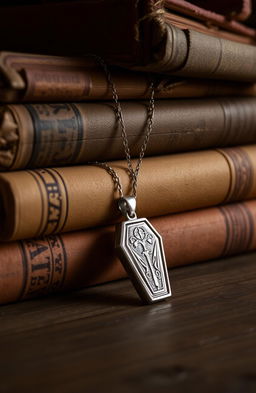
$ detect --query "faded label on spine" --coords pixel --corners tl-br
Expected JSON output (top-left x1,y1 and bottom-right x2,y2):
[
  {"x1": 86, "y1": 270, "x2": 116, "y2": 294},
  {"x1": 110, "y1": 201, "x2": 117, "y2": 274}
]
[
  {"x1": 26, "y1": 103, "x2": 84, "y2": 168},
  {"x1": 24, "y1": 66, "x2": 91, "y2": 101},
  {"x1": 19, "y1": 235, "x2": 67, "y2": 300},
  {"x1": 28, "y1": 168, "x2": 69, "y2": 236}
]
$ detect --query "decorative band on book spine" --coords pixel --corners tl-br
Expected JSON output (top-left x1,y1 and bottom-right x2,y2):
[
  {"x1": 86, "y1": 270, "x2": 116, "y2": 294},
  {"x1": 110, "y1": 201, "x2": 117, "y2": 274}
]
[
  {"x1": 27, "y1": 167, "x2": 69, "y2": 236},
  {"x1": 220, "y1": 203, "x2": 254, "y2": 257},
  {"x1": 18, "y1": 234, "x2": 67, "y2": 300},
  {"x1": 218, "y1": 99, "x2": 256, "y2": 146},
  {"x1": 25, "y1": 103, "x2": 84, "y2": 168},
  {"x1": 218, "y1": 147, "x2": 253, "y2": 202}
]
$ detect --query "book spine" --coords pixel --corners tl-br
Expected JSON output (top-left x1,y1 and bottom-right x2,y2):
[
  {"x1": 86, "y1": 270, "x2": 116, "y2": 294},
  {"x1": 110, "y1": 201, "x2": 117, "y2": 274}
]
[
  {"x1": 2, "y1": 98, "x2": 256, "y2": 169},
  {"x1": 176, "y1": 27, "x2": 256, "y2": 81},
  {"x1": 2, "y1": 52, "x2": 255, "y2": 102},
  {"x1": 1, "y1": 200, "x2": 255, "y2": 305},
  {"x1": 5, "y1": 64, "x2": 256, "y2": 103},
  {"x1": 136, "y1": 22, "x2": 256, "y2": 81},
  {"x1": 0, "y1": 1, "x2": 256, "y2": 81},
  {"x1": 0, "y1": 146, "x2": 255, "y2": 241},
  {"x1": 0, "y1": 52, "x2": 152, "y2": 101}
]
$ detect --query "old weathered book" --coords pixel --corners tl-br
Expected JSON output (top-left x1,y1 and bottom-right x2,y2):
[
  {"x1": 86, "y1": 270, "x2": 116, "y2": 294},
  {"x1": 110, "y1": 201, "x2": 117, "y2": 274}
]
[
  {"x1": 0, "y1": 1, "x2": 256, "y2": 81},
  {"x1": 0, "y1": 146, "x2": 255, "y2": 241},
  {"x1": 164, "y1": 0, "x2": 255, "y2": 37},
  {"x1": 2, "y1": 52, "x2": 256, "y2": 103},
  {"x1": 1, "y1": 98, "x2": 256, "y2": 170},
  {"x1": 1, "y1": 200, "x2": 255, "y2": 305},
  {"x1": 2, "y1": 0, "x2": 253, "y2": 26}
]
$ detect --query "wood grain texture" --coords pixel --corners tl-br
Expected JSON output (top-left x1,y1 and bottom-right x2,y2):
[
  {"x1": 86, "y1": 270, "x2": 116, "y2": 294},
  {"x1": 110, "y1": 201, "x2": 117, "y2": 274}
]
[{"x1": 0, "y1": 253, "x2": 256, "y2": 393}]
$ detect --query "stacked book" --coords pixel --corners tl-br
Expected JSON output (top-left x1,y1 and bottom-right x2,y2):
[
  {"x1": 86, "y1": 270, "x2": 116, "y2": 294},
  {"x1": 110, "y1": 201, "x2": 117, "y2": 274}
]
[{"x1": 0, "y1": 0, "x2": 256, "y2": 304}]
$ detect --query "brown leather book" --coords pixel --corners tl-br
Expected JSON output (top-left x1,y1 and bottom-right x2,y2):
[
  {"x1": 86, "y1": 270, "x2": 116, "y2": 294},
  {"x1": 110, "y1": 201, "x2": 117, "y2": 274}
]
[
  {"x1": 1, "y1": 0, "x2": 253, "y2": 23},
  {"x1": 163, "y1": 10, "x2": 256, "y2": 46},
  {"x1": 2, "y1": 0, "x2": 253, "y2": 23},
  {"x1": 174, "y1": 0, "x2": 253, "y2": 21},
  {"x1": 0, "y1": 146, "x2": 255, "y2": 241},
  {"x1": 164, "y1": 0, "x2": 255, "y2": 37},
  {"x1": 1, "y1": 200, "x2": 255, "y2": 305},
  {"x1": 1, "y1": 52, "x2": 255, "y2": 103},
  {"x1": 0, "y1": 1, "x2": 256, "y2": 81},
  {"x1": 2, "y1": 98, "x2": 256, "y2": 170}
]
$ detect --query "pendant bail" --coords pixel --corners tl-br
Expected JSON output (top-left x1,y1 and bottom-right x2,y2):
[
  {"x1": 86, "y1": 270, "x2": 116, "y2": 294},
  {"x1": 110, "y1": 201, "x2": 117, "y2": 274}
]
[{"x1": 118, "y1": 196, "x2": 137, "y2": 220}]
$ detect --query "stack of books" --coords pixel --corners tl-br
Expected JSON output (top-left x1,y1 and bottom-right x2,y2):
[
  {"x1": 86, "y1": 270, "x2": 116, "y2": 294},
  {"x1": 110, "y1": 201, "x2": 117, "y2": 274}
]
[{"x1": 0, "y1": 0, "x2": 256, "y2": 305}]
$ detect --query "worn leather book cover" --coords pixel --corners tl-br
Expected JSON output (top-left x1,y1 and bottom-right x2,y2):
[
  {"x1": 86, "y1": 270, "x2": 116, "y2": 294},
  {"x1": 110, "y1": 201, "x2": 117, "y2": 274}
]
[
  {"x1": 0, "y1": 146, "x2": 255, "y2": 241},
  {"x1": 0, "y1": 1, "x2": 256, "y2": 81},
  {"x1": 162, "y1": 10, "x2": 256, "y2": 45},
  {"x1": 186, "y1": 0, "x2": 252, "y2": 21},
  {"x1": 0, "y1": 200, "x2": 255, "y2": 305},
  {"x1": 164, "y1": 0, "x2": 255, "y2": 37},
  {"x1": 2, "y1": 0, "x2": 251, "y2": 20},
  {"x1": 2, "y1": 52, "x2": 255, "y2": 103},
  {"x1": 0, "y1": 0, "x2": 253, "y2": 23},
  {"x1": 1, "y1": 98, "x2": 256, "y2": 170}
]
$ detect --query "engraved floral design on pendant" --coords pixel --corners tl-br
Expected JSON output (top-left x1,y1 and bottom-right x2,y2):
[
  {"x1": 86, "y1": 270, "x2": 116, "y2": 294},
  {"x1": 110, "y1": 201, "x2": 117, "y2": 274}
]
[{"x1": 129, "y1": 225, "x2": 163, "y2": 292}]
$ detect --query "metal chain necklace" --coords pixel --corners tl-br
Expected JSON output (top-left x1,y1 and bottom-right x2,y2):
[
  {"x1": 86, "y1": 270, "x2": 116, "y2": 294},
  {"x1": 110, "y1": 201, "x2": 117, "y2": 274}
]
[{"x1": 90, "y1": 56, "x2": 172, "y2": 303}]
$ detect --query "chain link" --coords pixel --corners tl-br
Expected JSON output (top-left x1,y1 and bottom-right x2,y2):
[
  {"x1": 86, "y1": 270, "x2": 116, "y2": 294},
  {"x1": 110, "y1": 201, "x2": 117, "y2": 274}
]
[
  {"x1": 88, "y1": 55, "x2": 155, "y2": 199},
  {"x1": 88, "y1": 161, "x2": 124, "y2": 197}
]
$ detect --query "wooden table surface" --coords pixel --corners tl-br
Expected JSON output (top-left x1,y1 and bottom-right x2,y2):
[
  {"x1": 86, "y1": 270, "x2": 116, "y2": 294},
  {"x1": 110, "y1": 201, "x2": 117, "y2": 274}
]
[{"x1": 0, "y1": 252, "x2": 256, "y2": 393}]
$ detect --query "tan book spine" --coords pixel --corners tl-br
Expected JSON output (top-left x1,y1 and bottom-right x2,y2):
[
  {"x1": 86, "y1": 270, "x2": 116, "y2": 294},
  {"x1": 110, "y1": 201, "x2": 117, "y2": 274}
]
[
  {"x1": 1, "y1": 200, "x2": 255, "y2": 305},
  {"x1": 0, "y1": 146, "x2": 255, "y2": 241},
  {"x1": 1, "y1": 52, "x2": 256, "y2": 103},
  {"x1": 2, "y1": 98, "x2": 256, "y2": 169}
]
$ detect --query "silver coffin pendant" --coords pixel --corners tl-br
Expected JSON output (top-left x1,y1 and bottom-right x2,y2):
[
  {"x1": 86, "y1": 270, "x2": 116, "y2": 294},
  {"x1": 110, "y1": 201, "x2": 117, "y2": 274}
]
[{"x1": 116, "y1": 215, "x2": 172, "y2": 304}]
